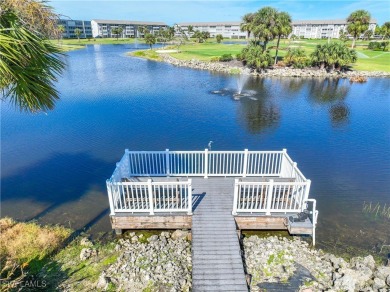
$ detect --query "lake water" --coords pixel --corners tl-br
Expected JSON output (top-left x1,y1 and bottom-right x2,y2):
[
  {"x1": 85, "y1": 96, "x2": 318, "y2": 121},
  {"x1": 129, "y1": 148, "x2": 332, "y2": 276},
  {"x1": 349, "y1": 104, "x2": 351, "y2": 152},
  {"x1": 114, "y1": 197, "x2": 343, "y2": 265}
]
[{"x1": 1, "y1": 44, "x2": 389, "y2": 257}]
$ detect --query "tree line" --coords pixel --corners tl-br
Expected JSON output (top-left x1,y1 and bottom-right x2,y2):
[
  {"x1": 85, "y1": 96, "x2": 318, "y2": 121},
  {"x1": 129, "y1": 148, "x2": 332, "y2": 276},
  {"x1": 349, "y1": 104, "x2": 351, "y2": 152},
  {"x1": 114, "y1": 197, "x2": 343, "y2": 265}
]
[{"x1": 237, "y1": 7, "x2": 388, "y2": 72}]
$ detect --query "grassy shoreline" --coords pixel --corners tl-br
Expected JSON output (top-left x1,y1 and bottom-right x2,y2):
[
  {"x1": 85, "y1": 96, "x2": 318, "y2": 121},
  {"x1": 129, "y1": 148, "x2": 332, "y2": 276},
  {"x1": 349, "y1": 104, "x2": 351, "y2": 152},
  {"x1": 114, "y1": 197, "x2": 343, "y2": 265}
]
[{"x1": 53, "y1": 37, "x2": 389, "y2": 72}]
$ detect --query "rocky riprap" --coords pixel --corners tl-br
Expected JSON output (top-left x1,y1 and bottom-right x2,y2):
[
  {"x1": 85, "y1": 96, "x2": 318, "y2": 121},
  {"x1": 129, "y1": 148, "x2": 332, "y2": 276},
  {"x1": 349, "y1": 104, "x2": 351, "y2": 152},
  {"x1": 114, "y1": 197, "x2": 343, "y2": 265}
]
[
  {"x1": 159, "y1": 54, "x2": 390, "y2": 79},
  {"x1": 97, "y1": 230, "x2": 192, "y2": 291},
  {"x1": 243, "y1": 236, "x2": 390, "y2": 292}
]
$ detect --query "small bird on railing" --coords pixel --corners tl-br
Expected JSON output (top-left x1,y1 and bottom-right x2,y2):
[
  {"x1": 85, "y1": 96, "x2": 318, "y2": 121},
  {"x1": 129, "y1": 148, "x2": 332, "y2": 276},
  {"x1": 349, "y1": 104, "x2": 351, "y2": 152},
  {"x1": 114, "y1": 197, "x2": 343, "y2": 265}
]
[{"x1": 208, "y1": 141, "x2": 213, "y2": 150}]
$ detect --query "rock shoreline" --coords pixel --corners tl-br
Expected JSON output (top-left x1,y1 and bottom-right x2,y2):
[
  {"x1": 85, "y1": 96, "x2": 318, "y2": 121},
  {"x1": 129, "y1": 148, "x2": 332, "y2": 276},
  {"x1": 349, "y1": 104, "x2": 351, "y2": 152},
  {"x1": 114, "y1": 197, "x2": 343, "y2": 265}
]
[
  {"x1": 243, "y1": 236, "x2": 390, "y2": 292},
  {"x1": 159, "y1": 54, "x2": 390, "y2": 78}
]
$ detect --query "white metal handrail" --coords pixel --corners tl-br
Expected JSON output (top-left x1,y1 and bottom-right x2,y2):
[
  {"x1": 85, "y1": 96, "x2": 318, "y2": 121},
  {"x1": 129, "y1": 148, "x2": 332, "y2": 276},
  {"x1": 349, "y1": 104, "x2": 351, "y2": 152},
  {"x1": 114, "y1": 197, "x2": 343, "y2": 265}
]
[
  {"x1": 232, "y1": 179, "x2": 311, "y2": 215},
  {"x1": 109, "y1": 149, "x2": 294, "y2": 180},
  {"x1": 106, "y1": 179, "x2": 192, "y2": 216}
]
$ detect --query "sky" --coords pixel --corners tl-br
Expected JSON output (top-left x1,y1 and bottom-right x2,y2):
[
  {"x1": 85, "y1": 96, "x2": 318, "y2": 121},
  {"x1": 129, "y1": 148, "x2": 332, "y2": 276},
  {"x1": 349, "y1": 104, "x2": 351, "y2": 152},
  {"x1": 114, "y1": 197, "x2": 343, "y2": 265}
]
[{"x1": 51, "y1": 0, "x2": 390, "y2": 25}]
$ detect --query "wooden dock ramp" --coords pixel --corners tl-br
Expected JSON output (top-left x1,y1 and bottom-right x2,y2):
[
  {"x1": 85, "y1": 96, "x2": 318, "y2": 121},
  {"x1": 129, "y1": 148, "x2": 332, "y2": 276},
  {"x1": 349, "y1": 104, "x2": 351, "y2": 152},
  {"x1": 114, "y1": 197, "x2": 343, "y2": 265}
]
[{"x1": 191, "y1": 178, "x2": 248, "y2": 291}]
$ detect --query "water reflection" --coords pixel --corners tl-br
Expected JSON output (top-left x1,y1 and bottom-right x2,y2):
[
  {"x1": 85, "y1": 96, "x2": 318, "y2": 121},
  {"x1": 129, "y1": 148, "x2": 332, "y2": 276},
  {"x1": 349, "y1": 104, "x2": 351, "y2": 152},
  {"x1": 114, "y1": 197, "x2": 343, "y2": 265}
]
[
  {"x1": 237, "y1": 79, "x2": 280, "y2": 133},
  {"x1": 330, "y1": 103, "x2": 350, "y2": 127},
  {"x1": 309, "y1": 78, "x2": 350, "y2": 103}
]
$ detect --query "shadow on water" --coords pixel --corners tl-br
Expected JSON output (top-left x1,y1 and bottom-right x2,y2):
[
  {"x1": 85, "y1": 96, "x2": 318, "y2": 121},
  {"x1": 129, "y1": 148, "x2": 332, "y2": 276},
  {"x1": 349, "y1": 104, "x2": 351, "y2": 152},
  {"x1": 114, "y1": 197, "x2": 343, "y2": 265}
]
[{"x1": 1, "y1": 152, "x2": 114, "y2": 222}]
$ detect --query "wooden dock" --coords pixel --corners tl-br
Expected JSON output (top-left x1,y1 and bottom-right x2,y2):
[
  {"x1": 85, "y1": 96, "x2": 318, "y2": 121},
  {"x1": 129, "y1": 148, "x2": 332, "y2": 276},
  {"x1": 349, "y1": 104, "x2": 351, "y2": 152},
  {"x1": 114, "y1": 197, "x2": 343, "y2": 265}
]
[{"x1": 191, "y1": 178, "x2": 248, "y2": 291}]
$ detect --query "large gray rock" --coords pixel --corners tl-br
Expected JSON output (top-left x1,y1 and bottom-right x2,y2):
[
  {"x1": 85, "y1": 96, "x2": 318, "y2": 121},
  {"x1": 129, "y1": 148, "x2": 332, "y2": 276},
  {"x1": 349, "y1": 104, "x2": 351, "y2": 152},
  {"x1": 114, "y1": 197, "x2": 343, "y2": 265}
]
[
  {"x1": 80, "y1": 237, "x2": 93, "y2": 247},
  {"x1": 80, "y1": 248, "x2": 98, "y2": 261},
  {"x1": 333, "y1": 274, "x2": 357, "y2": 292},
  {"x1": 350, "y1": 255, "x2": 376, "y2": 271},
  {"x1": 375, "y1": 266, "x2": 390, "y2": 281},
  {"x1": 373, "y1": 277, "x2": 386, "y2": 290},
  {"x1": 171, "y1": 230, "x2": 189, "y2": 240},
  {"x1": 96, "y1": 272, "x2": 110, "y2": 290}
]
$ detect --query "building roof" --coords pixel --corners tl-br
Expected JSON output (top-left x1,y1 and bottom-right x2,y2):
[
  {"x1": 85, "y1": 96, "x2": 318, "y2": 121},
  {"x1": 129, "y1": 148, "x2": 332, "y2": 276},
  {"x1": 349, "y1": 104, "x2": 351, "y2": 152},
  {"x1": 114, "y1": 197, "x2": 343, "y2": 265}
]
[
  {"x1": 292, "y1": 19, "x2": 377, "y2": 25},
  {"x1": 178, "y1": 21, "x2": 241, "y2": 26},
  {"x1": 91, "y1": 19, "x2": 166, "y2": 26}
]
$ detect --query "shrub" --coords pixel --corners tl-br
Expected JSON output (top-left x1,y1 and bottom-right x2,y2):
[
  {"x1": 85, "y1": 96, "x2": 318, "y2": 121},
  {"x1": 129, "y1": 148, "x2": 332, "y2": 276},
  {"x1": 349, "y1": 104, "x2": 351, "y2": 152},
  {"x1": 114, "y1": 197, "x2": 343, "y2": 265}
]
[
  {"x1": 284, "y1": 48, "x2": 309, "y2": 68},
  {"x1": 216, "y1": 34, "x2": 223, "y2": 43},
  {"x1": 276, "y1": 61, "x2": 286, "y2": 67},
  {"x1": 311, "y1": 42, "x2": 357, "y2": 71},
  {"x1": 210, "y1": 56, "x2": 220, "y2": 62},
  {"x1": 368, "y1": 41, "x2": 389, "y2": 51},
  {"x1": 219, "y1": 54, "x2": 233, "y2": 62},
  {"x1": 240, "y1": 45, "x2": 272, "y2": 71}
]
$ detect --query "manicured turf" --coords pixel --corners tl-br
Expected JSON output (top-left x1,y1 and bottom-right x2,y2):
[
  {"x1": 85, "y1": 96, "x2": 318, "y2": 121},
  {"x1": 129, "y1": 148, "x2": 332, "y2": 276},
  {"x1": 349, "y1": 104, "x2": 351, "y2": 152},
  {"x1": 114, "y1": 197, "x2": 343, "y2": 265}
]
[{"x1": 168, "y1": 38, "x2": 390, "y2": 72}]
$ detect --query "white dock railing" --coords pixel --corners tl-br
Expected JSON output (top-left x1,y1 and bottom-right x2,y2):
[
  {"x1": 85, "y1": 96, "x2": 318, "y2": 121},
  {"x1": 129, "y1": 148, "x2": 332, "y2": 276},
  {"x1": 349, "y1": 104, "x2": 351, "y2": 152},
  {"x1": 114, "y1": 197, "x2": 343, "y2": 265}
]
[
  {"x1": 107, "y1": 149, "x2": 310, "y2": 216},
  {"x1": 113, "y1": 149, "x2": 293, "y2": 178},
  {"x1": 106, "y1": 179, "x2": 192, "y2": 215},
  {"x1": 232, "y1": 179, "x2": 311, "y2": 215}
]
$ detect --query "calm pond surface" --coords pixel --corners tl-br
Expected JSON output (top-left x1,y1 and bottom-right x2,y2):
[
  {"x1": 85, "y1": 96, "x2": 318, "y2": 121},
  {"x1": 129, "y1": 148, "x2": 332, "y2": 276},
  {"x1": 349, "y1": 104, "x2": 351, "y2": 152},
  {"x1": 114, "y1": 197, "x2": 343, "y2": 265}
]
[{"x1": 1, "y1": 44, "x2": 389, "y2": 257}]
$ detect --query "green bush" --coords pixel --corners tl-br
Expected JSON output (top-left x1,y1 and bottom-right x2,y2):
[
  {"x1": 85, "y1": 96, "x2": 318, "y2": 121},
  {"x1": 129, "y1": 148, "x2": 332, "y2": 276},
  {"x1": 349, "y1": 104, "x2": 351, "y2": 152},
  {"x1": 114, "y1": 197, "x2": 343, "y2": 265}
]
[
  {"x1": 240, "y1": 45, "x2": 272, "y2": 71},
  {"x1": 284, "y1": 48, "x2": 309, "y2": 69},
  {"x1": 368, "y1": 41, "x2": 389, "y2": 51},
  {"x1": 311, "y1": 42, "x2": 357, "y2": 71},
  {"x1": 219, "y1": 54, "x2": 233, "y2": 62},
  {"x1": 210, "y1": 56, "x2": 220, "y2": 62}
]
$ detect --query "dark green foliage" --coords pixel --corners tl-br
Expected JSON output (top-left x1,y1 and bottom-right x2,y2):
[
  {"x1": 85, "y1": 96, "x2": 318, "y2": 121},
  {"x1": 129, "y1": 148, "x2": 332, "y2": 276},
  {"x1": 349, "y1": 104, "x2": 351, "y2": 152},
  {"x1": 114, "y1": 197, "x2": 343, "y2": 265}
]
[
  {"x1": 216, "y1": 34, "x2": 223, "y2": 43},
  {"x1": 219, "y1": 54, "x2": 233, "y2": 62},
  {"x1": 144, "y1": 33, "x2": 156, "y2": 49},
  {"x1": 240, "y1": 45, "x2": 272, "y2": 71},
  {"x1": 310, "y1": 42, "x2": 357, "y2": 71},
  {"x1": 368, "y1": 41, "x2": 389, "y2": 51},
  {"x1": 284, "y1": 48, "x2": 309, "y2": 68}
]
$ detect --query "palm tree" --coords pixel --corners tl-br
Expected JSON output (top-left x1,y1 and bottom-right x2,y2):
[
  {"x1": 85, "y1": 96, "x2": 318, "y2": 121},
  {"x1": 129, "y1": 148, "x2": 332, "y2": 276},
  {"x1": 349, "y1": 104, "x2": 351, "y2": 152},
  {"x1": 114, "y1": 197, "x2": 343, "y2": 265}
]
[
  {"x1": 240, "y1": 13, "x2": 254, "y2": 40},
  {"x1": 187, "y1": 25, "x2": 194, "y2": 38},
  {"x1": 111, "y1": 27, "x2": 123, "y2": 40},
  {"x1": 74, "y1": 27, "x2": 81, "y2": 41},
  {"x1": 252, "y1": 7, "x2": 278, "y2": 50},
  {"x1": 274, "y1": 11, "x2": 292, "y2": 65},
  {"x1": 381, "y1": 22, "x2": 390, "y2": 39},
  {"x1": 0, "y1": 9, "x2": 65, "y2": 112},
  {"x1": 347, "y1": 10, "x2": 371, "y2": 48},
  {"x1": 144, "y1": 33, "x2": 156, "y2": 49}
]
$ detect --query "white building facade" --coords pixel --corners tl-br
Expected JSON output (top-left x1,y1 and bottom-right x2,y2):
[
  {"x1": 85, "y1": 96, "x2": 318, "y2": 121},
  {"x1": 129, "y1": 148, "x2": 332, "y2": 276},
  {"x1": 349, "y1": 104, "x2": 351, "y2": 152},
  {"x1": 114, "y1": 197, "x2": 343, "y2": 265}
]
[
  {"x1": 177, "y1": 22, "x2": 247, "y2": 39},
  {"x1": 291, "y1": 19, "x2": 376, "y2": 39},
  {"x1": 91, "y1": 20, "x2": 167, "y2": 38},
  {"x1": 58, "y1": 19, "x2": 92, "y2": 39}
]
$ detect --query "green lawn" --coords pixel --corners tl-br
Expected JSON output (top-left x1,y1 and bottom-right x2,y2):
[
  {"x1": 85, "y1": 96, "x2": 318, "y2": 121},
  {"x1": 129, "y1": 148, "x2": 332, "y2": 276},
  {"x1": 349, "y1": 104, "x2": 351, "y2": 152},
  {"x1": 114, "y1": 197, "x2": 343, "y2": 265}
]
[
  {"x1": 52, "y1": 37, "x2": 145, "y2": 51},
  {"x1": 167, "y1": 38, "x2": 390, "y2": 72}
]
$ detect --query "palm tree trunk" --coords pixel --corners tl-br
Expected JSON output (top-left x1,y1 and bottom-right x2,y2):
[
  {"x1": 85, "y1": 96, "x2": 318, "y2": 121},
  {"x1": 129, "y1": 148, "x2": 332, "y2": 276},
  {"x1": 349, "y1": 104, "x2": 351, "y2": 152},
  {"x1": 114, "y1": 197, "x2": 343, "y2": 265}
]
[
  {"x1": 351, "y1": 38, "x2": 356, "y2": 49},
  {"x1": 274, "y1": 36, "x2": 281, "y2": 65}
]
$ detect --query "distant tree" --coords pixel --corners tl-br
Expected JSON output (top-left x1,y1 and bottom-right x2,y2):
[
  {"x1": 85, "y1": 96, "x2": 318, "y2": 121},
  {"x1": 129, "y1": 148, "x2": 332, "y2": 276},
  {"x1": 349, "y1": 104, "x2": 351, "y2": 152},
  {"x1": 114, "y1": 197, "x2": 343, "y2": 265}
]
[
  {"x1": 347, "y1": 10, "x2": 371, "y2": 48},
  {"x1": 173, "y1": 23, "x2": 188, "y2": 50},
  {"x1": 137, "y1": 25, "x2": 149, "y2": 37},
  {"x1": 381, "y1": 22, "x2": 390, "y2": 39},
  {"x1": 339, "y1": 29, "x2": 349, "y2": 42},
  {"x1": 201, "y1": 31, "x2": 210, "y2": 42},
  {"x1": 158, "y1": 27, "x2": 174, "y2": 47},
  {"x1": 144, "y1": 33, "x2": 156, "y2": 49},
  {"x1": 187, "y1": 25, "x2": 194, "y2": 37},
  {"x1": 74, "y1": 28, "x2": 81, "y2": 41},
  {"x1": 240, "y1": 13, "x2": 254, "y2": 40},
  {"x1": 251, "y1": 6, "x2": 278, "y2": 50},
  {"x1": 193, "y1": 30, "x2": 203, "y2": 42},
  {"x1": 216, "y1": 34, "x2": 223, "y2": 43},
  {"x1": 111, "y1": 27, "x2": 123, "y2": 40},
  {"x1": 274, "y1": 11, "x2": 292, "y2": 65},
  {"x1": 57, "y1": 24, "x2": 65, "y2": 43},
  {"x1": 363, "y1": 29, "x2": 373, "y2": 40},
  {"x1": 374, "y1": 24, "x2": 382, "y2": 38},
  {"x1": 311, "y1": 42, "x2": 357, "y2": 71}
]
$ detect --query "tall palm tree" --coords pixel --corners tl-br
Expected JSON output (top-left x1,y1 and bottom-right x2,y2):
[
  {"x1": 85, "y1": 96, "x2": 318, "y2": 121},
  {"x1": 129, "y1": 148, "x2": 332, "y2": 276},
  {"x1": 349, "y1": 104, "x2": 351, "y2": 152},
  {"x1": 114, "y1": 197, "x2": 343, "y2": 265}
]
[
  {"x1": 252, "y1": 7, "x2": 278, "y2": 50},
  {"x1": 274, "y1": 11, "x2": 292, "y2": 65},
  {"x1": 74, "y1": 27, "x2": 81, "y2": 41},
  {"x1": 0, "y1": 2, "x2": 65, "y2": 113},
  {"x1": 347, "y1": 10, "x2": 371, "y2": 48},
  {"x1": 240, "y1": 13, "x2": 254, "y2": 40},
  {"x1": 57, "y1": 24, "x2": 65, "y2": 43},
  {"x1": 187, "y1": 25, "x2": 194, "y2": 37}
]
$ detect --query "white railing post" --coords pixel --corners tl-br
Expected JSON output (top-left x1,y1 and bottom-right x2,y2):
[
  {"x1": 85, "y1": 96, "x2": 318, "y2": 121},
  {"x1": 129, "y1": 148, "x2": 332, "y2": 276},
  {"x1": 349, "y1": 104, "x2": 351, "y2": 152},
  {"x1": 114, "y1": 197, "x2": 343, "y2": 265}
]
[
  {"x1": 165, "y1": 149, "x2": 170, "y2": 176},
  {"x1": 302, "y1": 179, "x2": 311, "y2": 211},
  {"x1": 280, "y1": 148, "x2": 287, "y2": 177},
  {"x1": 147, "y1": 179, "x2": 154, "y2": 215},
  {"x1": 242, "y1": 149, "x2": 249, "y2": 177},
  {"x1": 232, "y1": 179, "x2": 239, "y2": 215},
  {"x1": 106, "y1": 181, "x2": 116, "y2": 216},
  {"x1": 265, "y1": 179, "x2": 274, "y2": 215},
  {"x1": 291, "y1": 162, "x2": 297, "y2": 178},
  {"x1": 187, "y1": 179, "x2": 192, "y2": 215},
  {"x1": 204, "y1": 149, "x2": 208, "y2": 178}
]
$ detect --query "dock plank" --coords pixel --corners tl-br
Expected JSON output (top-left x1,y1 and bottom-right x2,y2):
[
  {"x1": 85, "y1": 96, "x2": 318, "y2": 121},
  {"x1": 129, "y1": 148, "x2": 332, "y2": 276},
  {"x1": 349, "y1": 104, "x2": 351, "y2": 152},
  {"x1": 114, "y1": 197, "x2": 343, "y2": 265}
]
[{"x1": 191, "y1": 178, "x2": 248, "y2": 292}]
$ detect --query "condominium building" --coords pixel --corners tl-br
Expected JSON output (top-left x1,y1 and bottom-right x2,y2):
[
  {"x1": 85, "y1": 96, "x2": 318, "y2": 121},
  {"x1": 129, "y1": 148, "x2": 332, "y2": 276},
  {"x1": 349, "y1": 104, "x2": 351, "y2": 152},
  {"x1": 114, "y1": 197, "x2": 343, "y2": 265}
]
[
  {"x1": 177, "y1": 22, "x2": 247, "y2": 39},
  {"x1": 91, "y1": 20, "x2": 167, "y2": 38},
  {"x1": 58, "y1": 19, "x2": 92, "y2": 39},
  {"x1": 291, "y1": 19, "x2": 377, "y2": 39}
]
